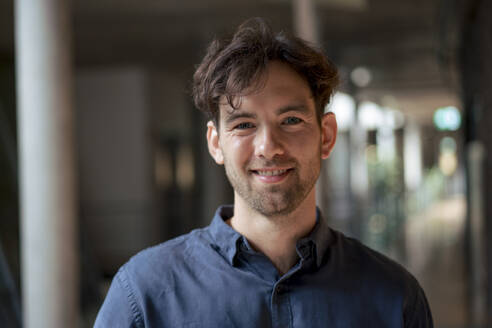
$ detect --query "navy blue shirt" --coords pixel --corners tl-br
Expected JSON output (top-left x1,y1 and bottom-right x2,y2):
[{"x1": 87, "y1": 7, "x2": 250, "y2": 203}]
[{"x1": 94, "y1": 206, "x2": 433, "y2": 327}]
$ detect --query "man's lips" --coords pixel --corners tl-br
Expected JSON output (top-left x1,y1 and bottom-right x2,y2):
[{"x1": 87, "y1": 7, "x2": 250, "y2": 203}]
[
  {"x1": 249, "y1": 168, "x2": 294, "y2": 183},
  {"x1": 249, "y1": 167, "x2": 293, "y2": 175},
  {"x1": 251, "y1": 168, "x2": 290, "y2": 176}
]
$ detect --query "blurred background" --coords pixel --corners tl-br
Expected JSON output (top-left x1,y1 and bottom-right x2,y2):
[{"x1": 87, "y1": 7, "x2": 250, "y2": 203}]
[{"x1": 0, "y1": 0, "x2": 491, "y2": 327}]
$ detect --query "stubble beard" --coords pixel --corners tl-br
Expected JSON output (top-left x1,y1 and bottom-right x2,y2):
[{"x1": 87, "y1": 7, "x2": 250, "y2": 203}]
[{"x1": 223, "y1": 154, "x2": 321, "y2": 218}]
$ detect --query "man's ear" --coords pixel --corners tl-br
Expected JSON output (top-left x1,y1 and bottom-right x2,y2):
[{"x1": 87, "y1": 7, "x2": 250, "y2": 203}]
[
  {"x1": 206, "y1": 121, "x2": 224, "y2": 165},
  {"x1": 321, "y1": 112, "x2": 337, "y2": 159}
]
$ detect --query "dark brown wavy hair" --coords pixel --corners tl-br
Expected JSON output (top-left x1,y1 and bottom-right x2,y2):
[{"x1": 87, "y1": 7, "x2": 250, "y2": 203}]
[{"x1": 192, "y1": 17, "x2": 339, "y2": 126}]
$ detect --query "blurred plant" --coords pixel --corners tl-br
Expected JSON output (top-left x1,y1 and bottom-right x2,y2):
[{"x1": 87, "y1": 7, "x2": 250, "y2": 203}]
[
  {"x1": 407, "y1": 167, "x2": 446, "y2": 216},
  {"x1": 363, "y1": 145, "x2": 405, "y2": 257}
]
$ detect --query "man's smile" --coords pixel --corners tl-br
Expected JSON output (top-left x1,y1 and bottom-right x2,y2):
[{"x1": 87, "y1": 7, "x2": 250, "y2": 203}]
[
  {"x1": 254, "y1": 169, "x2": 289, "y2": 176},
  {"x1": 250, "y1": 167, "x2": 294, "y2": 183}
]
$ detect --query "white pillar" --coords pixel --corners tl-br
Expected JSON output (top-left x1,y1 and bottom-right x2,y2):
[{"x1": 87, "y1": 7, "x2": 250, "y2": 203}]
[
  {"x1": 293, "y1": 0, "x2": 319, "y2": 44},
  {"x1": 403, "y1": 121, "x2": 422, "y2": 191},
  {"x1": 15, "y1": 0, "x2": 79, "y2": 327}
]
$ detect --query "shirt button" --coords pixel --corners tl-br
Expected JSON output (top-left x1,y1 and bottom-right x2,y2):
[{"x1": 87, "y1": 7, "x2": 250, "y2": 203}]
[{"x1": 276, "y1": 285, "x2": 286, "y2": 294}]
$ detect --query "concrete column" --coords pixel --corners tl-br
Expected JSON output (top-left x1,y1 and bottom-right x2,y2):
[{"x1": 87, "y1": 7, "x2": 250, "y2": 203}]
[
  {"x1": 15, "y1": 0, "x2": 79, "y2": 327},
  {"x1": 293, "y1": 0, "x2": 319, "y2": 44}
]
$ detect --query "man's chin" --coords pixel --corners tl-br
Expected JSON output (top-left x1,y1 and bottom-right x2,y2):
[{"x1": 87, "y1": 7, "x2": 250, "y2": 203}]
[
  {"x1": 249, "y1": 196, "x2": 296, "y2": 217},
  {"x1": 255, "y1": 206, "x2": 297, "y2": 218},
  {"x1": 250, "y1": 179, "x2": 293, "y2": 193}
]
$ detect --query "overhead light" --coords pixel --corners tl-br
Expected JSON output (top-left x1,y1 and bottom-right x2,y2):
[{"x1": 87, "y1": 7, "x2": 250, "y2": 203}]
[
  {"x1": 350, "y1": 66, "x2": 372, "y2": 87},
  {"x1": 328, "y1": 92, "x2": 355, "y2": 131}
]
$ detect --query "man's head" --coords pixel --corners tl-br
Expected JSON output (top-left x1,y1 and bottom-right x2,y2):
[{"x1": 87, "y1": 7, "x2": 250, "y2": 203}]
[
  {"x1": 192, "y1": 18, "x2": 339, "y2": 127},
  {"x1": 193, "y1": 18, "x2": 339, "y2": 217}
]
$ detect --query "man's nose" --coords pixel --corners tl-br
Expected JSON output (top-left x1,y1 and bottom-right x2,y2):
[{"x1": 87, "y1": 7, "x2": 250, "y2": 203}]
[{"x1": 254, "y1": 126, "x2": 285, "y2": 159}]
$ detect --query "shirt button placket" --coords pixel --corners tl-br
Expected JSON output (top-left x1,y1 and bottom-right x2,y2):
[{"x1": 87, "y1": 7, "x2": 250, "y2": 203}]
[{"x1": 271, "y1": 284, "x2": 291, "y2": 328}]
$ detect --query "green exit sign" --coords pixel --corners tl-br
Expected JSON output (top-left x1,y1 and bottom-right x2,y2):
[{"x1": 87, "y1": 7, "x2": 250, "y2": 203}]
[{"x1": 433, "y1": 106, "x2": 461, "y2": 131}]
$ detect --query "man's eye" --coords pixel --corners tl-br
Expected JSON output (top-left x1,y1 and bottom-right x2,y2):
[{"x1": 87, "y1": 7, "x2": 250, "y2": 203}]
[
  {"x1": 283, "y1": 117, "x2": 302, "y2": 125},
  {"x1": 235, "y1": 122, "x2": 254, "y2": 130}
]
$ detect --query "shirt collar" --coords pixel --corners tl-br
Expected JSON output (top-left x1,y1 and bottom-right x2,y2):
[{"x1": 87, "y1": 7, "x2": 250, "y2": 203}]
[
  {"x1": 208, "y1": 205, "x2": 333, "y2": 268},
  {"x1": 296, "y1": 207, "x2": 333, "y2": 267},
  {"x1": 208, "y1": 205, "x2": 242, "y2": 265}
]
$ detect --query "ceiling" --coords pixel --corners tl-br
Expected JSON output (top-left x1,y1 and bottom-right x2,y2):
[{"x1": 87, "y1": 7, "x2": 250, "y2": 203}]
[{"x1": 0, "y1": 0, "x2": 462, "y2": 124}]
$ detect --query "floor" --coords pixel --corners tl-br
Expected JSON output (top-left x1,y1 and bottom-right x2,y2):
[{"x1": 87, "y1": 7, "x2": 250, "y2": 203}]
[{"x1": 405, "y1": 195, "x2": 473, "y2": 328}]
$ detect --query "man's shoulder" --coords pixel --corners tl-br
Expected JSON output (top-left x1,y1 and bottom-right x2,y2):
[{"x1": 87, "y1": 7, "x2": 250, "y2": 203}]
[
  {"x1": 120, "y1": 226, "x2": 212, "y2": 286},
  {"x1": 325, "y1": 230, "x2": 433, "y2": 325},
  {"x1": 330, "y1": 229, "x2": 420, "y2": 289},
  {"x1": 94, "y1": 226, "x2": 217, "y2": 327},
  {"x1": 133, "y1": 229, "x2": 202, "y2": 261}
]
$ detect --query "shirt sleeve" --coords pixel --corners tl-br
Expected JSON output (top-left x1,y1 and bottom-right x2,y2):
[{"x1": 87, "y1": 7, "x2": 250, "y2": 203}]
[
  {"x1": 404, "y1": 282, "x2": 434, "y2": 328},
  {"x1": 93, "y1": 266, "x2": 144, "y2": 328}
]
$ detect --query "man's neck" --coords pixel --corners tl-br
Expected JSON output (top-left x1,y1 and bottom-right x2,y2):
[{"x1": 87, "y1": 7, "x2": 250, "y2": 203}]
[{"x1": 227, "y1": 191, "x2": 317, "y2": 275}]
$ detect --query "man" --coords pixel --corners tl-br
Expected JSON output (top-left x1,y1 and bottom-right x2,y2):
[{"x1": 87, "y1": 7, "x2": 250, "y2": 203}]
[{"x1": 95, "y1": 18, "x2": 433, "y2": 327}]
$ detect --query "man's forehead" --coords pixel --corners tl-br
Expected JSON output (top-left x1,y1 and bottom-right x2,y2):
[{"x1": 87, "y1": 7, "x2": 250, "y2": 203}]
[
  {"x1": 216, "y1": 61, "x2": 316, "y2": 123},
  {"x1": 221, "y1": 102, "x2": 312, "y2": 116}
]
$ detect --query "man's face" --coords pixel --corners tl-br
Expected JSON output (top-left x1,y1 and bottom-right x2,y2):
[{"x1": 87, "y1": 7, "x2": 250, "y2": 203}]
[{"x1": 207, "y1": 61, "x2": 337, "y2": 217}]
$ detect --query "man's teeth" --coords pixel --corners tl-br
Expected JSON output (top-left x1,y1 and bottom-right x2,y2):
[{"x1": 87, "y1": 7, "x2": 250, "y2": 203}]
[{"x1": 256, "y1": 169, "x2": 288, "y2": 176}]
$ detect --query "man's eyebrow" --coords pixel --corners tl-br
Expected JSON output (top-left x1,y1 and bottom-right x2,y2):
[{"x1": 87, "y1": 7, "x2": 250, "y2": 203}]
[
  {"x1": 224, "y1": 111, "x2": 257, "y2": 125},
  {"x1": 276, "y1": 104, "x2": 312, "y2": 115}
]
